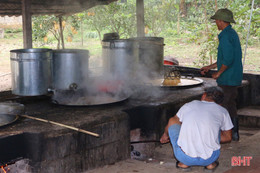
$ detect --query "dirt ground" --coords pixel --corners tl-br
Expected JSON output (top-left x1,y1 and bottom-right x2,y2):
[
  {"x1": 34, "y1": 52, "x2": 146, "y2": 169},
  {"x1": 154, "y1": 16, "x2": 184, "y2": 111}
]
[
  {"x1": 85, "y1": 127, "x2": 260, "y2": 173},
  {"x1": 0, "y1": 73, "x2": 11, "y2": 92}
]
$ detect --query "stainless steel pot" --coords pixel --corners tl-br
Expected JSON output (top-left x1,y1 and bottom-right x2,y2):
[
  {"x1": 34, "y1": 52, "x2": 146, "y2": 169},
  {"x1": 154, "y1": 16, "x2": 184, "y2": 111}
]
[
  {"x1": 102, "y1": 39, "x2": 137, "y2": 81},
  {"x1": 10, "y1": 48, "x2": 52, "y2": 96},
  {"x1": 52, "y1": 49, "x2": 89, "y2": 90},
  {"x1": 130, "y1": 37, "x2": 164, "y2": 77}
]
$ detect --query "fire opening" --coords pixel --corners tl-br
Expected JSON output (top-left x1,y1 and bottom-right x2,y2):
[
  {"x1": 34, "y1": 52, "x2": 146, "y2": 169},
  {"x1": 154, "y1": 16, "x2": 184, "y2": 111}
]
[{"x1": 0, "y1": 164, "x2": 10, "y2": 173}]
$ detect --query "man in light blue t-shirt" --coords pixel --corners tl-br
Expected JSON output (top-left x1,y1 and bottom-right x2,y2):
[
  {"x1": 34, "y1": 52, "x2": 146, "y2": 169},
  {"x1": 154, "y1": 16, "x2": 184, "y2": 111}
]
[
  {"x1": 160, "y1": 87, "x2": 233, "y2": 171},
  {"x1": 200, "y1": 8, "x2": 243, "y2": 141}
]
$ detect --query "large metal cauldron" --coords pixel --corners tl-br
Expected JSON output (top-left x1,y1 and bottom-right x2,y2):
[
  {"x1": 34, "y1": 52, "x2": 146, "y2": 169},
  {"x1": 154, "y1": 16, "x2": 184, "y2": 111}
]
[
  {"x1": 130, "y1": 37, "x2": 164, "y2": 77},
  {"x1": 0, "y1": 102, "x2": 25, "y2": 127},
  {"x1": 10, "y1": 48, "x2": 52, "y2": 96},
  {"x1": 52, "y1": 49, "x2": 89, "y2": 90},
  {"x1": 102, "y1": 39, "x2": 137, "y2": 80}
]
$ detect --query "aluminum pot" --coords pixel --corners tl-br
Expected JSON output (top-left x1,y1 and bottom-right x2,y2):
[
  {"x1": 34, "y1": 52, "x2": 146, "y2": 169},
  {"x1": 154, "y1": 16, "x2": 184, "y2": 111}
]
[
  {"x1": 130, "y1": 37, "x2": 164, "y2": 77},
  {"x1": 10, "y1": 48, "x2": 52, "y2": 96},
  {"x1": 102, "y1": 39, "x2": 137, "y2": 81},
  {"x1": 52, "y1": 49, "x2": 89, "y2": 90}
]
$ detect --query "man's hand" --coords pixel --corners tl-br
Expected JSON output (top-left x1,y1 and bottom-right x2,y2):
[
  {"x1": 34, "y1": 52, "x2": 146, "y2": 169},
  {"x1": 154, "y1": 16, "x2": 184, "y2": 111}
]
[
  {"x1": 200, "y1": 63, "x2": 217, "y2": 75},
  {"x1": 200, "y1": 66, "x2": 210, "y2": 75},
  {"x1": 160, "y1": 132, "x2": 170, "y2": 144},
  {"x1": 212, "y1": 72, "x2": 221, "y2": 79},
  {"x1": 220, "y1": 130, "x2": 232, "y2": 143},
  {"x1": 213, "y1": 64, "x2": 228, "y2": 79}
]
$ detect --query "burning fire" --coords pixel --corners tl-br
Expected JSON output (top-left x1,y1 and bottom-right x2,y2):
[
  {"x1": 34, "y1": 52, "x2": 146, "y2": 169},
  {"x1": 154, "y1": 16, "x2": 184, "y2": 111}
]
[{"x1": 0, "y1": 164, "x2": 10, "y2": 173}]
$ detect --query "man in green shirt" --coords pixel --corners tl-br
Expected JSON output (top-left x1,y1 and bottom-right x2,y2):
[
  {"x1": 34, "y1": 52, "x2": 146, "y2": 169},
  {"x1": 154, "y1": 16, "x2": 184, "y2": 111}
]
[{"x1": 200, "y1": 8, "x2": 243, "y2": 141}]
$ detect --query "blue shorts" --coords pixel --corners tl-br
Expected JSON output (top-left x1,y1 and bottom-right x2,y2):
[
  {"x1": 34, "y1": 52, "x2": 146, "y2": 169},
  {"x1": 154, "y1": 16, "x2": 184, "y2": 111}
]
[{"x1": 168, "y1": 124, "x2": 220, "y2": 166}]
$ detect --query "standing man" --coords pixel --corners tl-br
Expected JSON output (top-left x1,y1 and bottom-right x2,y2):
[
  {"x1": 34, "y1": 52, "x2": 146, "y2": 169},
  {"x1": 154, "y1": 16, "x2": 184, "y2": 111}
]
[
  {"x1": 200, "y1": 8, "x2": 243, "y2": 141},
  {"x1": 160, "y1": 87, "x2": 233, "y2": 171}
]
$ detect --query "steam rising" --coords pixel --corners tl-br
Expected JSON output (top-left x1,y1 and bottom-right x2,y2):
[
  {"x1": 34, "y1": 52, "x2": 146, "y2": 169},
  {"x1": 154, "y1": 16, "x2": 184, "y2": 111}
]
[{"x1": 52, "y1": 38, "x2": 165, "y2": 105}]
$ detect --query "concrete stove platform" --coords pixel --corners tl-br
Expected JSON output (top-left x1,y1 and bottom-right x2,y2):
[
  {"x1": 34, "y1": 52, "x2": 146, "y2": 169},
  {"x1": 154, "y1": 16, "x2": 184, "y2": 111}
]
[
  {"x1": 238, "y1": 106, "x2": 260, "y2": 128},
  {"x1": 0, "y1": 76, "x2": 255, "y2": 173}
]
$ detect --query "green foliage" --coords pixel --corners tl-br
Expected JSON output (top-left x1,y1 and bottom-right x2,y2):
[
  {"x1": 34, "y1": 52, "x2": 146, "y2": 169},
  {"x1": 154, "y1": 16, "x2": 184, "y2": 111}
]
[
  {"x1": 31, "y1": 0, "x2": 259, "y2": 66},
  {"x1": 4, "y1": 28, "x2": 22, "y2": 33},
  {"x1": 32, "y1": 15, "x2": 82, "y2": 48},
  {"x1": 3, "y1": 28, "x2": 23, "y2": 39},
  {"x1": 83, "y1": 1, "x2": 136, "y2": 40}
]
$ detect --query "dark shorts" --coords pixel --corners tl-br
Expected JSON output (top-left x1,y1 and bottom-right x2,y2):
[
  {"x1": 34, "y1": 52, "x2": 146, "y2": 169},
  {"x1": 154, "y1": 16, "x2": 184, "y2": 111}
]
[{"x1": 168, "y1": 124, "x2": 220, "y2": 166}]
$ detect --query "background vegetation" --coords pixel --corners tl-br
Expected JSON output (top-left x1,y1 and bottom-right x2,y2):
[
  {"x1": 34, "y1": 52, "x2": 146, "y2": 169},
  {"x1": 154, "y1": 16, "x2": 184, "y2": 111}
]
[{"x1": 1, "y1": 0, "x2": 260, "y2": 75}]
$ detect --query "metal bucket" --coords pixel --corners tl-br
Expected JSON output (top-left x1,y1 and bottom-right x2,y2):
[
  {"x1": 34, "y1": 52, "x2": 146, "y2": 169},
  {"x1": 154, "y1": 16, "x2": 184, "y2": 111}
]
[
  {"x1": 10, "y1": 48, "x2": 52, "y2": 96},
  {"x1": 102, "y1": 39, "x2": 137, "y2": 80},
  {"x1": 130, "y1": 37, "x2": 164, "y2": 77},
  {"x1": 52, "y1": 49, "x2": 89, "y2": 90}
]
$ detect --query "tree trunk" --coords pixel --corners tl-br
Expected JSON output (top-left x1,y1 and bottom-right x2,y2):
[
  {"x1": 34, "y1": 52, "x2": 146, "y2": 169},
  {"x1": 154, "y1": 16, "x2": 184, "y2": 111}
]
[
  {"x1": 177, "y1": 11, "x2": 180, "y2": 34},
  {"x1": 180, "y1": 0, "x2": 187, "y2": 17},
  {"x1": 57, "y1": 38, "x2": 60, "y2": 49},
  {"x1": 59, "y1": 16, "x2": 65, "y2": 49}
]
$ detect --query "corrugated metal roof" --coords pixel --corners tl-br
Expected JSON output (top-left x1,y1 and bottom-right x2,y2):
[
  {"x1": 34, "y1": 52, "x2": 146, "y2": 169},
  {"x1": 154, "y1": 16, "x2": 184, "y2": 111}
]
[{"x1": 0, "y1": 0, "x2": 117, "y2": 16}]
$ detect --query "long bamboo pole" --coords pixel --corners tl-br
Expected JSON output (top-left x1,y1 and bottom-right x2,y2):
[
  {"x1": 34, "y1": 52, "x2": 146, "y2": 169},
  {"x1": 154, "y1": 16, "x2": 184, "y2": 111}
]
[{"x1": 20, "y1": 114, "x2": 99, "y2": 137}]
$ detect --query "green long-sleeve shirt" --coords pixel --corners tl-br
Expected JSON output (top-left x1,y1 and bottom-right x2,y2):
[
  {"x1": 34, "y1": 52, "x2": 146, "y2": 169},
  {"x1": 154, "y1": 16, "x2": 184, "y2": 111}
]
[{"x1": 217, "y1": 25, "x2": 243, "y2": 86}]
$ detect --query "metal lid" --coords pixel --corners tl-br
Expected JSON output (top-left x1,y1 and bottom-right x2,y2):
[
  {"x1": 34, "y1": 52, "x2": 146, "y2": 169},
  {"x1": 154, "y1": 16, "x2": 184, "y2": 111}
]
[
  {"x1": 10, "y1": 48, "x2": 52, "y2": 61},
  {"x1": 53, "y1": 49, "x2": 89, "y2": 54},
  {"x1": 102, "y1": 39, "x2": 134, "y2": 49},
  {"x1": 10, "y1": 48, "x2": 52, "y2": 53}
]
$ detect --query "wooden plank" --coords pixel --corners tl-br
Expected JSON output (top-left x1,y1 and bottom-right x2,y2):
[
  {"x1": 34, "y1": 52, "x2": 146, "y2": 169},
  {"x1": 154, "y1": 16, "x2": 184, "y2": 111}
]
[
  {"x1": 22, "y1": 0, "x2": 32, "y2": 48},
  {"x1": 0, "y1": 0, "x2": 119, "y2": 16}
]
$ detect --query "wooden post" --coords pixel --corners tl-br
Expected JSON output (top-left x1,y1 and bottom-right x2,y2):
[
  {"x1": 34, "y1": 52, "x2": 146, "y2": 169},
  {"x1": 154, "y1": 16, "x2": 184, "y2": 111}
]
[
  {"x1": 22, "y1": 0, "x2": 32, "y2": 48},
  {"x1": 136, "y1": 0, "x2": 145, "y2": 37},
  {"x1": 59, "y1": 16, "x2": 65, "y2": 49}
]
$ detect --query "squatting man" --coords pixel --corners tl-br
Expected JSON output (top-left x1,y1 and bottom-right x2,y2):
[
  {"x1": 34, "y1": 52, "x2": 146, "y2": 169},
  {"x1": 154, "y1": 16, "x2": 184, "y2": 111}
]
[{"x1": 160, "y1": 86, "x2": 233, "y2": 171}]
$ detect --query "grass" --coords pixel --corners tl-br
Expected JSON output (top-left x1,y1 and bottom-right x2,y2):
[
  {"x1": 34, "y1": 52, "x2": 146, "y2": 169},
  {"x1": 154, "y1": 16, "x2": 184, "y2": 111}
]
[{"x1": 0, "y1": 31, "x2": 260, "y2": 75}]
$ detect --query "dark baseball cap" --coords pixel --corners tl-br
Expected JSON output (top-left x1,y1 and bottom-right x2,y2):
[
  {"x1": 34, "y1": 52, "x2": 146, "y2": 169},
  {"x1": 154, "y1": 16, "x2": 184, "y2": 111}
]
[{"x1": 210, "y1": 8, "x2": 236, "y2": 23}]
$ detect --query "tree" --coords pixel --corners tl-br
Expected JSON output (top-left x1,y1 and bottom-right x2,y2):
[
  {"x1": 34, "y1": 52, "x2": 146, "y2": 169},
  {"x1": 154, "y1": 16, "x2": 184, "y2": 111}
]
[{"x1": 32, "y1": 15, "x2": 80, "y2": 49}]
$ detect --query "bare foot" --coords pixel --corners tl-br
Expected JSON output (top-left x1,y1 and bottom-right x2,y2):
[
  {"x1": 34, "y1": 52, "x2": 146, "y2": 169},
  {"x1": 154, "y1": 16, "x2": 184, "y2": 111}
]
[
  {"x1": 205, "y1": 161, "x2": 219, "y2": 170},
  {"x1": 177, "y1": 162, "x2": 189, "y2": 168},
  {"x1": 160, "y1": 133, "x2": 169, "y2": 143}
]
